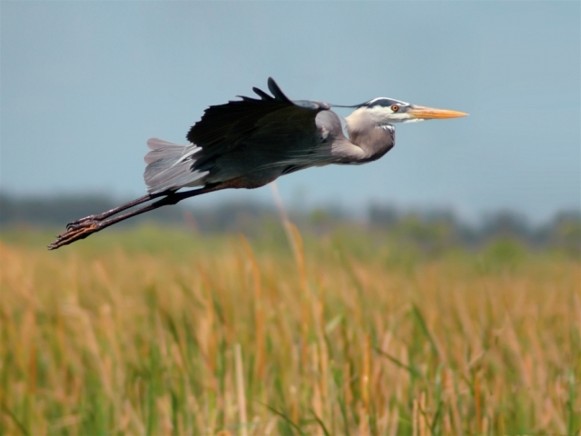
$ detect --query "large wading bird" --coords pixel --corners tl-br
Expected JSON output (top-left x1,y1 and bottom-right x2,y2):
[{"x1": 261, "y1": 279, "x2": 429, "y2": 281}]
[{"x1": 48, "y1": 78, "x2": 467, "y2": 249}]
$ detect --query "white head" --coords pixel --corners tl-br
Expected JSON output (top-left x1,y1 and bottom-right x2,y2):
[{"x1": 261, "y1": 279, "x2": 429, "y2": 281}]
[{"x1": 343, "y1": 97, "x2": 467, "y2": 128}]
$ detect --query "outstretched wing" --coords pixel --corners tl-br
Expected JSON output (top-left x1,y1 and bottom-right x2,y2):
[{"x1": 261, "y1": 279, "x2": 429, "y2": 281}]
[{"x1": 186, "y1": 78, "x2": 330, "y2": 170}]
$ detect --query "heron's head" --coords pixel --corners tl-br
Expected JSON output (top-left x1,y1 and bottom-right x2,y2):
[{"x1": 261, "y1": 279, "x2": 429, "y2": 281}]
[{"x1": 343, "y1": 97, "x2": 468, "y2": 126}]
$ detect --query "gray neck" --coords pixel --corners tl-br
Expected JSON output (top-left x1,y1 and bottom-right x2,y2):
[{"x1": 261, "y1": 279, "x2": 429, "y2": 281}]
[{"x1": 345, "y1": 112, "x2": 395, "y2": 163}]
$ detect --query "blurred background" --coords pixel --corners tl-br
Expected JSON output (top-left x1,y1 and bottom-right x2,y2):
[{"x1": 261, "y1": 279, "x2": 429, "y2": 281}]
[
  {"x1": 1, "y1": 4, "x2": 580, "y2": 433},
  {"x1": 1, "y1": 1, "x2": 579, "y2": 249}
]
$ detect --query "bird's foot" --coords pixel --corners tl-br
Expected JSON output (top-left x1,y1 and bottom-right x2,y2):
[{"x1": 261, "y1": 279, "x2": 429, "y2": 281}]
[
  {"x1": 48, "y1": 220, "x2": 100, "y2": 250},
  {"x1": 66, "y1": 215, "x2": 98, "y2": 230}
]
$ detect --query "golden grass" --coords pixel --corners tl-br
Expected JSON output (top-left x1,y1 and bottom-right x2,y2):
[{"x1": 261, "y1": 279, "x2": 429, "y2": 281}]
[{"x1": 0, "y1": 228, "x2": 580, "y2": 435}]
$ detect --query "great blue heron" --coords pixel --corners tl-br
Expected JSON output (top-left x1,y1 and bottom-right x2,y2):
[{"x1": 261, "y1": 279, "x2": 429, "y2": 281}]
[{"x1": 48, "y1": 78, "x2": 467, "y2": 249}]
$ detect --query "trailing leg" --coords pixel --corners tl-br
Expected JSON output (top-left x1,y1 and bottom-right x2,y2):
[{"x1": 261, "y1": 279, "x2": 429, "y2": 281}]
[
  {"x1": 65, "y1": 192, "x2": 165, "y2": 229},
  {"x1": 48, "y1": 185, "x2": 224, "y2": 250}
]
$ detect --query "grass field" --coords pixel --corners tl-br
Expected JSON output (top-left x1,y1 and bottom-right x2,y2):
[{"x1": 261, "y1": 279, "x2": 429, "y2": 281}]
[{"x1": 1, "y1": 226, "x2": 580, "y2": 435}]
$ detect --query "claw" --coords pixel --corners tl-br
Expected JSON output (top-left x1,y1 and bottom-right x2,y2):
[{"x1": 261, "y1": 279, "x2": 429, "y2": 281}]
[
  {"x1": 66, "y1": 215, "x2": 96, "y2": 230},
  {"x1": 48, "y1": 221, "x2": 100, "y2": 250},
  {"x1": 66, "y1": 222, "x2": 83, "y2": 231}
]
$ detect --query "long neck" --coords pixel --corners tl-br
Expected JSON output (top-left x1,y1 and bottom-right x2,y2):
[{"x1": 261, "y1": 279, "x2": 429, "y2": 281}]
[{"x1": 345, "y1": 110, "x2": 395, "y2": 163}]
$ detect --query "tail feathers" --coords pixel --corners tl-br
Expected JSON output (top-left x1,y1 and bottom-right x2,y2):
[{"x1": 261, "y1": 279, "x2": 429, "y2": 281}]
[{"x1": 144, "y1": 138, "x2": 208, "y2": 194}]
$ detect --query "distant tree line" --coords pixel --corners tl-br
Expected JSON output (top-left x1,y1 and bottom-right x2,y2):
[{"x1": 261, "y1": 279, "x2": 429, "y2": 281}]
[{"x1": 1, "y1": 191, "x2": 579, "y2": 255}]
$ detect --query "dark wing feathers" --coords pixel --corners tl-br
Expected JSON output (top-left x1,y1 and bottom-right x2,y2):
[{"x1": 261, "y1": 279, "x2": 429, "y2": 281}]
[
  {"x1": 250, "y1": 87, "x2": 271, "y2": 100},
  {"x1": 186, "y1": 78, "x2": 329, "y2": 154},
  {"x1": 265, "y1": 77, "x2": 292, "y2": 102}
]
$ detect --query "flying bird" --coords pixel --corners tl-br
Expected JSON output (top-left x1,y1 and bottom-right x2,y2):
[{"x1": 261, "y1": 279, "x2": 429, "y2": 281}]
[{"x1": 48, "y1": 78, "x2": 467, "y2": 249}]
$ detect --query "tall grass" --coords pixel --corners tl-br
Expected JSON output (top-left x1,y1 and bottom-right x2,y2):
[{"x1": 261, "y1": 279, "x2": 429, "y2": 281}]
[{"x1": 1, "y1": 227, "x2": 580, "y2": 434}]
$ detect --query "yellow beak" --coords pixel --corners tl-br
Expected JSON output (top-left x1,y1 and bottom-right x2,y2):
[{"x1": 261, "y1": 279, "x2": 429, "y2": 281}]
[{"x1": 408, "y1": 105, "x2": 468, "y2": 120}]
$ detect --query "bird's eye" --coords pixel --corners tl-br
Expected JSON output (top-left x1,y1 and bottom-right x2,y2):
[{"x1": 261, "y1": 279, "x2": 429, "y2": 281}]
[{"x1": 391, "y1": 104, "x2": 400, "y2": 112}]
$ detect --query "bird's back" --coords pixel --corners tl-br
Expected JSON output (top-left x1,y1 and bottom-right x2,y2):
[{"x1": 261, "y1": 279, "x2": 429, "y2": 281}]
[{"x1": 145, "y1": 79, "x2": 337, "y2": 192}]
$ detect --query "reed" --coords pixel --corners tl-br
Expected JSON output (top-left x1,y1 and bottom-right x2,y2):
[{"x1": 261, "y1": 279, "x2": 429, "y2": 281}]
[{"x1": 0, "y1": 228, "x2": 579, "y2": 434}]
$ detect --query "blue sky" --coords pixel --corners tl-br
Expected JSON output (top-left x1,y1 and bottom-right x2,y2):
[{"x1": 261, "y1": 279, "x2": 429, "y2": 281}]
[{"x1": 1, "y1": 1, "x2": 579, "y2": 224}]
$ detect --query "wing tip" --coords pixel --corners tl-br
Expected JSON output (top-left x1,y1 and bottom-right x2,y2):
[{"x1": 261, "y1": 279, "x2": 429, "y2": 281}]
[{"x1": 266, "y1": 77, "x2": 290, "y2": 102}]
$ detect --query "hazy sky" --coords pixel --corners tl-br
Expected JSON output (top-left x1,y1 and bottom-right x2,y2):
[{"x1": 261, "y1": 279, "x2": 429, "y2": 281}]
[{"x1": 2, "y1": 1, "x2": 579, "y2": 224}]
